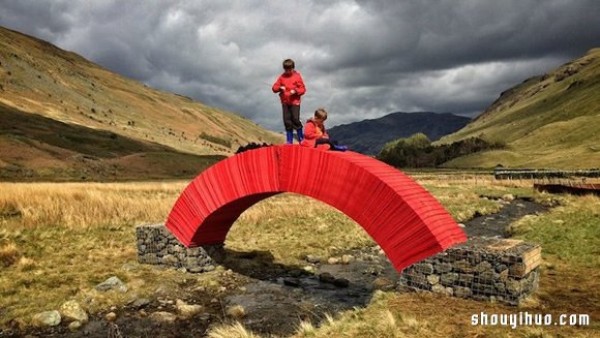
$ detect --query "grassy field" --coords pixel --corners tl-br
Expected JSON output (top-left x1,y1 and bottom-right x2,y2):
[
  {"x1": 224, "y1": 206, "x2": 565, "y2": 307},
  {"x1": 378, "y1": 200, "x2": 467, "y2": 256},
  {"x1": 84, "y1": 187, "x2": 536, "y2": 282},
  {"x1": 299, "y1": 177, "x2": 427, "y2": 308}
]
[{"x1": 0, "y1": 174, "x2": 598, "y2": 337}]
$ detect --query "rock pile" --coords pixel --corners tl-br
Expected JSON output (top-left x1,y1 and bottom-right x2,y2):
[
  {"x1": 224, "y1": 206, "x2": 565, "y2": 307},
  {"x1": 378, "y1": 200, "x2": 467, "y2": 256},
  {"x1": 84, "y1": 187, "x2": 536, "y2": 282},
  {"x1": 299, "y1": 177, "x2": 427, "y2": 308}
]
[
  {"x1": 398, "y1": 237, "x2": 541, "y2": 305},
  {"x1": 136, "y1": 223, "x2": 224, "y2": 273}
]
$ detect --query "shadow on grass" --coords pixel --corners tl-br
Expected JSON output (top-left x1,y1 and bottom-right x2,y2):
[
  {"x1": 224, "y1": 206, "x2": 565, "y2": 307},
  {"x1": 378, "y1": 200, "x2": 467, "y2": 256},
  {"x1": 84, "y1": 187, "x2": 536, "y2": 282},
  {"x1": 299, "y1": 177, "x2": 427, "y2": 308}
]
[
  {"x1": 208, "y1": 246, "x2": 397, "y2": 337},
  {"x1": 214, "y1": 248, "x2": 312, "y2": 280}
]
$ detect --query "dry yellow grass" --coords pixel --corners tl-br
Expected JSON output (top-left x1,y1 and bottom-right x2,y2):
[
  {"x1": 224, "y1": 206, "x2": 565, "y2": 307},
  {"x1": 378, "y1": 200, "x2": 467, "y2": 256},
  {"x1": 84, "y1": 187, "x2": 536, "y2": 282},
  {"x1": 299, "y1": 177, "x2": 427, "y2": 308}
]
[
  {"x1": 292, "y1": 292, "x2": 436, "y2": 338},
  {"x1": 0, "y1": 181, "x2": 186, "y2": 229},
  {"x1": 0, "y1": 175, "x2": 597, "y2": 337},
  {"x1": 208, "y1": 321, "x2": 261, "y2": 338},
  {"x1": 0, "y1": 175, "x2": 505, "y2": 329},
  {"x1": 228, "y1": 193, "x2": 375, "y2": 265},
  {"x1": 0, "y1": 180, "x2": 189, "y2": 324}
]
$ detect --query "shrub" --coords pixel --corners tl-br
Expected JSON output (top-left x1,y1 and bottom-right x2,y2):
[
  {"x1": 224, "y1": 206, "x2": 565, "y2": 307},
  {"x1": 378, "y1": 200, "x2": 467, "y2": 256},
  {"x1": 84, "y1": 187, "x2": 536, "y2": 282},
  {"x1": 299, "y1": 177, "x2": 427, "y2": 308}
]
[
  {"x1": 0, "y1": 243, "x2": 20, "y2": 267},
  {"x1": 378, "y1": 134, "x2": 504, "y2": 168}
]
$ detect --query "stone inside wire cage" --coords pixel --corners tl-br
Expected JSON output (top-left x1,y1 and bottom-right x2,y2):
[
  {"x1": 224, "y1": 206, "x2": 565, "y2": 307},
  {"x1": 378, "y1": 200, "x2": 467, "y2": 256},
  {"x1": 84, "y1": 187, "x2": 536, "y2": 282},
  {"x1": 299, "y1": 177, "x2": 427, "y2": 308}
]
[{"x1": 398, "y1": 236, "x2": 541, "y2": 305}]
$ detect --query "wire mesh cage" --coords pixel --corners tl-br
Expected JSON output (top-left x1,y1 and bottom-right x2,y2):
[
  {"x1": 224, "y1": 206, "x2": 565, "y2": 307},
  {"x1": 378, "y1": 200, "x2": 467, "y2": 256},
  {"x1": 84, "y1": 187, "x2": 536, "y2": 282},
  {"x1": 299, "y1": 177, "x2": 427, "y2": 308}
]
[{"x1": 398, "y1": 236, "x2": 541, "y2": 305}]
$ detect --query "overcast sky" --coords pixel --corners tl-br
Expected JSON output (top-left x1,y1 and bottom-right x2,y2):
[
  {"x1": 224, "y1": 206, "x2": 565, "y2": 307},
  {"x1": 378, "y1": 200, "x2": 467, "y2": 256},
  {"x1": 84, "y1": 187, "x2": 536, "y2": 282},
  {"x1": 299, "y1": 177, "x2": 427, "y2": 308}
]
[{"x1": 1, "y1": 1, "x2": 599, "y2": 131}]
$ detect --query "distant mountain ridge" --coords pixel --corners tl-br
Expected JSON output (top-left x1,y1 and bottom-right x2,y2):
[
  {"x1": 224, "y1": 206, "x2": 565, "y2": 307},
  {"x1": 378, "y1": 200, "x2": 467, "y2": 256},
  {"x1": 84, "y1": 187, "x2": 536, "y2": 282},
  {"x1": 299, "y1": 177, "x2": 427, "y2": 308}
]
[{"x1": 328, "y1": 112, "x2": 471, "y2": 155}]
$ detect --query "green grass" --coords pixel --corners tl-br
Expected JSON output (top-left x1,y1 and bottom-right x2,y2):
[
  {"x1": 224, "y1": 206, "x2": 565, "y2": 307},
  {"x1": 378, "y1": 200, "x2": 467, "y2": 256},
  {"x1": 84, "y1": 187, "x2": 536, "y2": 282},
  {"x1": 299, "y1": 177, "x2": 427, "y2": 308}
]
[
  {"x1": 510, "y1": 194, "x2": 600, "y2": 268},
  {"x1": 421, "y1": 174, "x2": 535, "y2": 222},
  {"x1": 437, "y1": 48, "x2": 600, "y2": 169}
]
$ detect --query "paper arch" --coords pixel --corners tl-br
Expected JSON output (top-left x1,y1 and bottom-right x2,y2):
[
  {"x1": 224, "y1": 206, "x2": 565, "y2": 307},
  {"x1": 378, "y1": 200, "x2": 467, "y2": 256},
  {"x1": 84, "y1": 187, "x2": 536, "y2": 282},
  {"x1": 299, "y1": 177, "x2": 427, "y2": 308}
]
[{"x1": 166, "y1": 145, "x2": 466, "y2": 271}]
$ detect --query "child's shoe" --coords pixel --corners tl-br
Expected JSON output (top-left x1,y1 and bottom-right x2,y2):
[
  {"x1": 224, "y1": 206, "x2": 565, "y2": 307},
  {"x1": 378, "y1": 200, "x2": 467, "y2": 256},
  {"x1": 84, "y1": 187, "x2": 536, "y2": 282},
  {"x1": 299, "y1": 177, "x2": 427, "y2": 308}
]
[
  {"x1": 332, "y1": 144, "x2": 348, "y2": 152},
  {"x1": 296, "y1": 128, "x2": 304, "y2": 143}
]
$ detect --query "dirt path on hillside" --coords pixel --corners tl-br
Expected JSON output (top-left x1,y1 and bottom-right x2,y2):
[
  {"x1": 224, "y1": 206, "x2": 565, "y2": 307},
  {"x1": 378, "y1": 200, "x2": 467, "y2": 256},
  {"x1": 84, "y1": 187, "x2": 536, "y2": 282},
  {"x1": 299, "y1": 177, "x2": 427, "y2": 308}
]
[{"x1": 2, "y1": 198, "x2": 554, "y2": 338}]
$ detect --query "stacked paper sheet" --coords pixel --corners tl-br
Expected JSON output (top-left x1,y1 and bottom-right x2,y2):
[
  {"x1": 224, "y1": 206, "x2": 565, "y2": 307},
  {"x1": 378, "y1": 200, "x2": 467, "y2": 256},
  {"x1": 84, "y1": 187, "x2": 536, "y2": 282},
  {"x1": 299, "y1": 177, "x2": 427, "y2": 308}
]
[{"x1": 166, "y1": 145, "x2": 466, "y2": 271}]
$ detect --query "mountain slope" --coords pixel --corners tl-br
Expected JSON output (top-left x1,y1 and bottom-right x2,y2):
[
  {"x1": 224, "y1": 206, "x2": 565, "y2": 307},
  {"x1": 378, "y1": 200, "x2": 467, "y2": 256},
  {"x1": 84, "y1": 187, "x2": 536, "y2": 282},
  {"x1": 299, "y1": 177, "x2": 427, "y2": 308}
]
[
  {"x1": 0, "y1": 25, "x2": 281, "y2": 158},
  {"x1": 0, "y1": 102, "x2": 225, "y2": 181},
  {"x1": 328, "y1": 112, "x2": 470, "y2": 155},
  {"x1": 438, "y1": 48, "x2": 600, "y2": 169}
]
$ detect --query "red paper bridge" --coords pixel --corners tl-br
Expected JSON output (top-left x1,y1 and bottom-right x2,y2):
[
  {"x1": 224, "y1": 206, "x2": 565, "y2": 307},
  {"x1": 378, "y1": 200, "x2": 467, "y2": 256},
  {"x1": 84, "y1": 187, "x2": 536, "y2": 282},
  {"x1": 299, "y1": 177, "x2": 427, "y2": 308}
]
[{"x1": 166, "y1": 145, "x2": 466, "y2": 272}]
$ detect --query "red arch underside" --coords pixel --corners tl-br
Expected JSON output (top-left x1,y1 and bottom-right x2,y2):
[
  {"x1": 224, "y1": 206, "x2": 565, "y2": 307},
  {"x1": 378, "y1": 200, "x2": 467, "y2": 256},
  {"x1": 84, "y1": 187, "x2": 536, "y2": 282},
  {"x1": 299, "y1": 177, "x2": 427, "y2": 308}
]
[{"x1": 166, "y1": 145, "x2": 466, "y2": 272}]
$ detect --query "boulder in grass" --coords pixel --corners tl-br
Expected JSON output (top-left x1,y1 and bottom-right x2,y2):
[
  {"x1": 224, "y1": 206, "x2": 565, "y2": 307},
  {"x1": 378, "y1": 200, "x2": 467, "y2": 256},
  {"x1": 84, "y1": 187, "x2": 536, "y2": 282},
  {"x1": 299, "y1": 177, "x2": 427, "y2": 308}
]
[
  {"x1": 59, "y1": 300, "x2": 88, "y2": 323},
  {"x1": 149, "y1": 311, "x2": 177, "y2": 324},
  {"x1": 31, "y1": 310, "x2": 61, "y2": 327},
  {"x1": 95, "y1": 276, "x2": 128, "y2": 293},
  {"x1": 176, "y1": 299, "x2": 204, "y2": 319}
]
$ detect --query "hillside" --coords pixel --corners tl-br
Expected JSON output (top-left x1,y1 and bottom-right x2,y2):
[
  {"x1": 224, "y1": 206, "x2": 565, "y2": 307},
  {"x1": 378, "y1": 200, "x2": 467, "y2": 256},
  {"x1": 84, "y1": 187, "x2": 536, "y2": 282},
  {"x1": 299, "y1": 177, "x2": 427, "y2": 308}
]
[
  {"x1": 437, "y1": 48, "x2": 600, "y2": 169},
  {"x1": 328, "y1": 112, "x2": 470, "y2": 155},
  {"x1": 0, "y1": 26, "x2": 282, "y2": 155},
  {"x1": 0, "y1": 26, "x2": 282, "y2": 180},
  {"x1": 0, "y1": 102, "x2": 226, "y2": 181}
]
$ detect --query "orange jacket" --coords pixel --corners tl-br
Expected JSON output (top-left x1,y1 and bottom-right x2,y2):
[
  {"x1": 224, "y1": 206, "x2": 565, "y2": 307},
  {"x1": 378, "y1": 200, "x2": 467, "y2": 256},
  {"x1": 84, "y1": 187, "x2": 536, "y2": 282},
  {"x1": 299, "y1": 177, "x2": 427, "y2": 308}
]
[
  {"x1": 272, "y1": 70, "x2": 306, "y2": 105},
  {"x1": 300, "y1": 118, "x2": 330, "y2": 150}
]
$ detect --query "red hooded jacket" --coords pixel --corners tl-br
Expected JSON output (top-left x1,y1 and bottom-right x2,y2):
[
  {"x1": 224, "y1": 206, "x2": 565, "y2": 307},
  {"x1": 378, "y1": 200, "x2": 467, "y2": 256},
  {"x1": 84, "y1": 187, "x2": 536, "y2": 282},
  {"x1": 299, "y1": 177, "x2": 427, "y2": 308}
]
[
  {"x1": 272, "y1": 70, "x2": 306, "y2": 105},
  {"x1": 300, "y1": 118, "x2": 330, "y2": 150}
]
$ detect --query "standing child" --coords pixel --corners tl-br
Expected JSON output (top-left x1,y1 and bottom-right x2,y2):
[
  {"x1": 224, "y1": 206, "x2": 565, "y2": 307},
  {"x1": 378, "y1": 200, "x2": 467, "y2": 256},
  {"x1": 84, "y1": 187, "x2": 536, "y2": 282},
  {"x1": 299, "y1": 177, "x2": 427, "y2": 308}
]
[
  {"x1": 300, "y1": 108, "x2": 348, "y2": 151},
  {"x1": 272, "y1": 59, "x2": 306, "y2": 144}
]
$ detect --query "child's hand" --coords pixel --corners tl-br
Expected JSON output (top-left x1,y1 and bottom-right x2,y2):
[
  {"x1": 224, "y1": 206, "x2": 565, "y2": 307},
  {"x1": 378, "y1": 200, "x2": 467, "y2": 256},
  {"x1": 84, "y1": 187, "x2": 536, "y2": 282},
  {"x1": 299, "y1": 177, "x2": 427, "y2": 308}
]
[
  {"x1": 279, "y1": 86, "x2": 285, "y2": 92},
  {"x1": 290, "y1": 89, "x2": 296, "y2": 95}
]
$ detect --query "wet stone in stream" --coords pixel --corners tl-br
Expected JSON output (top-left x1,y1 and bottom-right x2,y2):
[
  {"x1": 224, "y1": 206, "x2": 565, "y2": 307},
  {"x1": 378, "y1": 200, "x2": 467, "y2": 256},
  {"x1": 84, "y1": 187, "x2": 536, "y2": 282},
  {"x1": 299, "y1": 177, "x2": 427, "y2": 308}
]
[
  {"x1": 222, "y1": 246, "x2": 398, "y2": 337},
  {"x1": 464, "y1": 197, "x2": 549, "y2": 237}
]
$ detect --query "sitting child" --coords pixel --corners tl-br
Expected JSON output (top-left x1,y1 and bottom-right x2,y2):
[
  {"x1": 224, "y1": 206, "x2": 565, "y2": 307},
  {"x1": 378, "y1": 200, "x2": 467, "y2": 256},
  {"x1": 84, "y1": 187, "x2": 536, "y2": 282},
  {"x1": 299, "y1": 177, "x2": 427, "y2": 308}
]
[{"x1": 300, "y1": 108, "x2": 348, "y2": 151}]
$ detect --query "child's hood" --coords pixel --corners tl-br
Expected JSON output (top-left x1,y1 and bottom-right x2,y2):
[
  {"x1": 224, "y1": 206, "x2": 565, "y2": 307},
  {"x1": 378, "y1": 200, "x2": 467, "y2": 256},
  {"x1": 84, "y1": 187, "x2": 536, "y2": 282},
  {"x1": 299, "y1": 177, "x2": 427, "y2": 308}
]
[{"x1": 306, "y1": 118, "x2": 325, "y2": 128}]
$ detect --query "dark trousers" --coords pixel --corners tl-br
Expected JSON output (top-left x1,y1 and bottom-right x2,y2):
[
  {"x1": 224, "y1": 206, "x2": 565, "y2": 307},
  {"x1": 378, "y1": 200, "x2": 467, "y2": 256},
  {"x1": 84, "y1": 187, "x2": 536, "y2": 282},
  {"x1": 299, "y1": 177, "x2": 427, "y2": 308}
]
[
  {"x1": 316, "y1": 138, "x2": 346, "y2": 151},
  {"x1": 315, "y1": 138, "x2": 338, "y2": 147},
  {"x1": 282, "y1": 104, "x2": 302, "y2": 131}
]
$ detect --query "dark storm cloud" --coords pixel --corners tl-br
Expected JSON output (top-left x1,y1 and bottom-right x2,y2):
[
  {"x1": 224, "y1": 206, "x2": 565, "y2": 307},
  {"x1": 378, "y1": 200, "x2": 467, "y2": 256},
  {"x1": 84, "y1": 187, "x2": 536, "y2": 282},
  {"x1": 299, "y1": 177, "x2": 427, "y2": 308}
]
[
  {"x1": 1, "y1": 0, "x2": 599, "y2": 130},
  {"x1": 0, "y1": 1, "x2": 73, "y2": 39}
]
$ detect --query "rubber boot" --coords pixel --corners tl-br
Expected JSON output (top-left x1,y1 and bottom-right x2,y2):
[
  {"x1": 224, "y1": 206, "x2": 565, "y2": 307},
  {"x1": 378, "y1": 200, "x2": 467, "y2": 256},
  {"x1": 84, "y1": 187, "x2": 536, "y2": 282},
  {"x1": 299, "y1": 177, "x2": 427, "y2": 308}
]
[
  {"x1": 296, "y1": 128, "x2": 304, "y2": 143},
  {"x1": 332, "y1": 144, "x2": 348, "y2": 152},
  {"x1": 286, "y1": 130, "x2": 294, "y2": 144}
]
